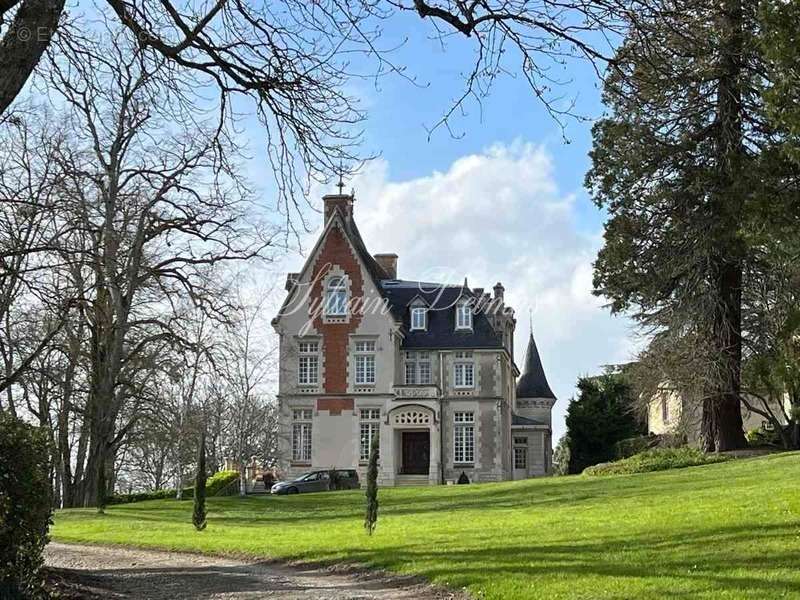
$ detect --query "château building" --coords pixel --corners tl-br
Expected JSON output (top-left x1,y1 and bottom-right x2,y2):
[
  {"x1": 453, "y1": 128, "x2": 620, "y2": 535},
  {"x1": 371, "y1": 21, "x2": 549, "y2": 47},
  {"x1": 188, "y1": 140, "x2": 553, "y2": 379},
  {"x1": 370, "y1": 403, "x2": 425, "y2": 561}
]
[{"x1": 272, "y1": 190, "x2": 556, "y2": 485}]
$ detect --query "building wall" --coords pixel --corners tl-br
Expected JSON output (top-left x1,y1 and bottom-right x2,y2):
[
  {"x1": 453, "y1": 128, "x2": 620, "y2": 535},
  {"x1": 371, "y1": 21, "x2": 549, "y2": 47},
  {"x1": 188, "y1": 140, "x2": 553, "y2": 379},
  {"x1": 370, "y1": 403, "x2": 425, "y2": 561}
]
[{"x1": 647, "y1": 388, "x2": 789, "y2": 446}]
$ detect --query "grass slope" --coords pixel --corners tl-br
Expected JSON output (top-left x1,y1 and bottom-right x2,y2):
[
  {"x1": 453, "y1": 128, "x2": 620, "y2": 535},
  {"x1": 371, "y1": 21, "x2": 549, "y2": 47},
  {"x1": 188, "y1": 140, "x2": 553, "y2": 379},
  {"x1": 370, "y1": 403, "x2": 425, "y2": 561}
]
[{"x1": 53, "y1": 453, "x2": 800, "y2": 599}]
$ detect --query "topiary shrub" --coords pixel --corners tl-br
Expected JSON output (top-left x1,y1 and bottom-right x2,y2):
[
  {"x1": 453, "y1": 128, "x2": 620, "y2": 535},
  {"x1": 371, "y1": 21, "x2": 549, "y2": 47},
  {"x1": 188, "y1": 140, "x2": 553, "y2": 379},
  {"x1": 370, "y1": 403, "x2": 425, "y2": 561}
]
[
  {"x1": 583, "y1": 447, "x2": 729, "y2": 476},
  {"x1": 193, "y1": 433, "x2": 207, "y2": 531},
  {"x1": 457, "y1": 471, "x2": 470, "y2": 484},
  {"x1": 0, "y1": 412, "x2": 53, "y2": 599},
  {"x1": 364, "y1": 433, "x2": 379, "y2": 536}
]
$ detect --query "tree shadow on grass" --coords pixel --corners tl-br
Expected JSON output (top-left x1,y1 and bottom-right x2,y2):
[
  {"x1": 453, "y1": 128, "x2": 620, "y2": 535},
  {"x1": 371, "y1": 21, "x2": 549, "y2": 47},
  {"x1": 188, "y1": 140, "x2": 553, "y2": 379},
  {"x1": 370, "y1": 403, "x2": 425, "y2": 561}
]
[{"x1": 290, "y1": 521, "x2": 800, "y2": 599}]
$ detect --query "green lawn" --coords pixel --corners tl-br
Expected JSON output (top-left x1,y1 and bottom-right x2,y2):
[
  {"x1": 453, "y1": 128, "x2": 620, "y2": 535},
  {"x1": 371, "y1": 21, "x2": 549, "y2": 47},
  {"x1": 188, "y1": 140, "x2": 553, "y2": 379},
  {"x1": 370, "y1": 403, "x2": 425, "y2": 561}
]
[{"x1": 53, "y1": 453, "x2": 800, "y2": 599}]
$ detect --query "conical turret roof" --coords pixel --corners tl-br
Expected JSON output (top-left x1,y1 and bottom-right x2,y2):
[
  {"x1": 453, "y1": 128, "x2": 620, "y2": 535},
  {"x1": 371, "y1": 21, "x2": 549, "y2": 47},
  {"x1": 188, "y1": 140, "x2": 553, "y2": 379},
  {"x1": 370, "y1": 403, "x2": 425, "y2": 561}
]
[{"x1": 516, "y1": 331, "x2": 556, "y2": 399}]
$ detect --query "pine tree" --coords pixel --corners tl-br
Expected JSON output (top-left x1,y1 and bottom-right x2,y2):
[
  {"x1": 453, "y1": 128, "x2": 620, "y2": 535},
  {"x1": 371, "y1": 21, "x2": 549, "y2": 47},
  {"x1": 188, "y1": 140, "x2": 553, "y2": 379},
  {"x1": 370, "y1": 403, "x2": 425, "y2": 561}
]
[
  {"x1": 364, "y1": 433, "x2": 379, "y2": 536},
  {"x1": 193, "y1": 431, "x2": 207, "y2": 531},
  {"x1": 587, "y1": 0, "x2": 799, "y2": 451}
]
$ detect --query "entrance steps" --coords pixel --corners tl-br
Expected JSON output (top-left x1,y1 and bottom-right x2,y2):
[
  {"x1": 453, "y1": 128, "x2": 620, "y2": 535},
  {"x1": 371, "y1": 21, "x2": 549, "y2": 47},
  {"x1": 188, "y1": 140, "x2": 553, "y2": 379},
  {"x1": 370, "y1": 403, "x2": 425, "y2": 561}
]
[{"x1": 395, "y1": 474, "x2": 431, "y2": 487}]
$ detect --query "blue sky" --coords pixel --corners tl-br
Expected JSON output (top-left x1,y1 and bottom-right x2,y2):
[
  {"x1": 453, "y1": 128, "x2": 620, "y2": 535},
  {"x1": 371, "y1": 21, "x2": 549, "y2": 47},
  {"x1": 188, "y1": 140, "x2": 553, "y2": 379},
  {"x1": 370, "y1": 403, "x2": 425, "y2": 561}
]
[{"x1": 245, "y1": 14, "x2": 635, "y2": 442}]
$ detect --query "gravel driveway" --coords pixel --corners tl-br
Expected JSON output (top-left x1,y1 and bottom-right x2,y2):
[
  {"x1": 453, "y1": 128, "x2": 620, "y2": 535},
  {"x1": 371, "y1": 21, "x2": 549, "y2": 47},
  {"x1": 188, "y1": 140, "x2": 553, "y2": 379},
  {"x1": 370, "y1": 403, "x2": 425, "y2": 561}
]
[{"x1": 45, "y1": 542, "x2": 462, "y2": 600}]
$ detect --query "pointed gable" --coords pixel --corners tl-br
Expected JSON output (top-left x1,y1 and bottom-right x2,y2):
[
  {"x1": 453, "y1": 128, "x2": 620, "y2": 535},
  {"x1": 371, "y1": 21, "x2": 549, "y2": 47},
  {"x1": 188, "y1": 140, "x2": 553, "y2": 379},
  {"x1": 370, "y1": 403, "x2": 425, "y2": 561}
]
[
  {"x1": 272, "y1": 195, "x2": 393, "y2": 328},
  {"x1": 516, "y1": 331, "x2": 556, "y2": 399}
]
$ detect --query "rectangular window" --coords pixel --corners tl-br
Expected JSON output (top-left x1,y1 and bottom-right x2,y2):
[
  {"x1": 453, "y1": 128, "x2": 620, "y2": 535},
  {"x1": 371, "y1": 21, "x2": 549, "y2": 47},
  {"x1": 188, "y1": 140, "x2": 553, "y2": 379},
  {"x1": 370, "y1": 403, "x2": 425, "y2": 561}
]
[
  {"x1": 418, "y1": 355, "x2": 431, "y2": 384},
  {"x1": 405, "y1": 359, "x2": 417, "y2": 385},
  {"x1": 411, "y1": 307, "x2": 427, "y2": 330},
  {"x1": 292, "y1": 409, "x2": 312, "y2": 462},
  {"x1": 404, "y1": 351, "x2": 432, "y2": 385},
  {"x1": 661, "y1": 397, "x2": 669, "y2": 423},
  {"x1": 355, "y1": 340, "x2": 376, "y2": 385},
  {"x1": 454, "y1": 411, "x2": 475, "y2": 463},
  {"x1": 454, "y1": 355, "x2": 474, "y2": 388},
  {"x1": 359, "y1": 408, "x2": 381, "y2": 461},
  {"x1": 298, "y1": 341, "x2": 319, "y2": 385},
  {"x1": 456, "y1": 301, "x2": 472, "y2": 330},
  {"x1": 514, "y1": 446, "x2": 527, "y2": 469}
]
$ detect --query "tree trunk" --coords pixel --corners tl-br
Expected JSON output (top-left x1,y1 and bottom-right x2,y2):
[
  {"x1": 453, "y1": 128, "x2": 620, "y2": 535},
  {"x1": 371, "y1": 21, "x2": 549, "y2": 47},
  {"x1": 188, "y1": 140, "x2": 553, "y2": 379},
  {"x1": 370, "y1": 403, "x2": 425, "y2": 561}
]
[
  {"x1": 704, "y1": 0, "x2": 747, "y2": 451},
  {"x1": 0, "y1": 0, "x2": 65, "y2": 116}
]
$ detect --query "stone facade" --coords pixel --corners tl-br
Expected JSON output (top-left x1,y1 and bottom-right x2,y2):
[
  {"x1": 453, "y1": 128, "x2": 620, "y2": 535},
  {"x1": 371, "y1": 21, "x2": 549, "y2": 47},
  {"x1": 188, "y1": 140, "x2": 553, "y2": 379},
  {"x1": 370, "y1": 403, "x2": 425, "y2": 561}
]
[{"x1": 272, "y1": 191, "x2": 555, "y2": 485}]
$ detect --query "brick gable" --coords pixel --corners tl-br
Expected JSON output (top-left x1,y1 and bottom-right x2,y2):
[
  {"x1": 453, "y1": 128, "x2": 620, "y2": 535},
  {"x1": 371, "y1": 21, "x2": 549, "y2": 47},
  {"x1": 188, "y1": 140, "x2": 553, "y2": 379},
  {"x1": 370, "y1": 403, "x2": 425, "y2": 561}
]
[{"x1": 310, "y1": 224, "x2": 365, "y2": 394}]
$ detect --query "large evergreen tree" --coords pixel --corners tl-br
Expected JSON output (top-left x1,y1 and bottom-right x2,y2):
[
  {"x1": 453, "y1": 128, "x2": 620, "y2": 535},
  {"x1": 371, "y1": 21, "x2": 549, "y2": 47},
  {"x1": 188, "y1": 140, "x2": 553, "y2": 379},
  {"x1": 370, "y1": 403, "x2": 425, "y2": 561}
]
[
  {"x1": 587, "y1": 0, "x2": 799, "y2": 451},
  {"x1": 565, "y1": 374, "x2": 643, "y2": 474}
]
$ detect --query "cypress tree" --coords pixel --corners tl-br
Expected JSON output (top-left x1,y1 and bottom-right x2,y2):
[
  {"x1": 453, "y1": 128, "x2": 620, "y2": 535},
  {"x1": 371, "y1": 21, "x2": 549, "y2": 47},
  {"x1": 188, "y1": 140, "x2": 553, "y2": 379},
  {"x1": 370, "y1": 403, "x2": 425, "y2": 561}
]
[
  {"x1": 364, "y1": 432, "x2": 379, "y2": 536},
  {"x1": 193, "y1": 431, "x2": 207, "y2": 531}
]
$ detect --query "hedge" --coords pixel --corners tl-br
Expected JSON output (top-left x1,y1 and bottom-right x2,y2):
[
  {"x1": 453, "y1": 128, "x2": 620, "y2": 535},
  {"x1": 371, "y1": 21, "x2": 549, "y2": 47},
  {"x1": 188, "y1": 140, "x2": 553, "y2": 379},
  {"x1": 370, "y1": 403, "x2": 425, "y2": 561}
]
[
  {"x1": 0, "y1": 413, "x2": 52, "y2": 599},
  {"x1": 107, "y1": 470, "x2": 240, "y2": 505},
  {"x1": 584, "y1": 447, "x2": 730, "y2": 476}
]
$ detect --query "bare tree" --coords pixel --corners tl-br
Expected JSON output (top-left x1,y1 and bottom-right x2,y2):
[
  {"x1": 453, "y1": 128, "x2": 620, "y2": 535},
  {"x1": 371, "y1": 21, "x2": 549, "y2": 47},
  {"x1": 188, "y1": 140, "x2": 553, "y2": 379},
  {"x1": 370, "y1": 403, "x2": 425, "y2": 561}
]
[
  {"x1": 0, "y1": 114, "x2": 76, "y2": 398},
  {"x1": 34, "y1": 29, "x2": 276, "y2": 507},
  {"x1": 213, "y1": 287, "x2": 277, "y2": 496},
  {"x1": 0, "y1": 1, "x2": 629, "y2": 222}
]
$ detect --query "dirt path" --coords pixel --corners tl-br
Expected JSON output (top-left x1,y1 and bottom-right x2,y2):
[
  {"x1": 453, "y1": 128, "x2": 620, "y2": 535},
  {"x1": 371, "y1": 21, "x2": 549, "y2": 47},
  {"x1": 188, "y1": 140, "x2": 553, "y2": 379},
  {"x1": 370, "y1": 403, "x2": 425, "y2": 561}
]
[{"x1": 45, "y1": 542, "x2": 462, "y2": 600}]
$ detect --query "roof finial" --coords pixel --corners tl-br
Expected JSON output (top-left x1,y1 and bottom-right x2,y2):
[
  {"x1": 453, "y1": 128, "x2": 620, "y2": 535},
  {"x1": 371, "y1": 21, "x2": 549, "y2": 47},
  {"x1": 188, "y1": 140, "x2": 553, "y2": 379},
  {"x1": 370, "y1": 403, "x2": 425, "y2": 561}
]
[
  {"x1": 336, "y1": 165, "x2": 345, "y2": 195},
  {"x1": 529, "y1": 308, "x2": 533, "y2": 334}
]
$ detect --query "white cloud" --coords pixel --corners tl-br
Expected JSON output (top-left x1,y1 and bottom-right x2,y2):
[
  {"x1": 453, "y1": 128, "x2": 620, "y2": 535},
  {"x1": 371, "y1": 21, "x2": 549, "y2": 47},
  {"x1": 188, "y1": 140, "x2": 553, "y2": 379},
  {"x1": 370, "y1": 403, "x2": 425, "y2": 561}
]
[{"x1": 280, "y1": 141, "x2": 637, "y2": 441}]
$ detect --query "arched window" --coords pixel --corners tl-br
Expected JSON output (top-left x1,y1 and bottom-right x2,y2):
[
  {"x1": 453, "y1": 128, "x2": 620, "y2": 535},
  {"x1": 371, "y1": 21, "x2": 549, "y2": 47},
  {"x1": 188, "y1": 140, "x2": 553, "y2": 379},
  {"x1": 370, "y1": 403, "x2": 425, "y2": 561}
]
[{"x1": 325, "y1": 276, "x2": 347, "y2": 316}]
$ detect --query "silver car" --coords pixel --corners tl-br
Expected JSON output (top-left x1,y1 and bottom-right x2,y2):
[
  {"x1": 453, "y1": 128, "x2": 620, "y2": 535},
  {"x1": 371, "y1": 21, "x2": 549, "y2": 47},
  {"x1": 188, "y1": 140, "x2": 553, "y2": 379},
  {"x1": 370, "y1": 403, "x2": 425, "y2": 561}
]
[{"x1": 271, "y1": 470, "x2": 359, "y2": 494}]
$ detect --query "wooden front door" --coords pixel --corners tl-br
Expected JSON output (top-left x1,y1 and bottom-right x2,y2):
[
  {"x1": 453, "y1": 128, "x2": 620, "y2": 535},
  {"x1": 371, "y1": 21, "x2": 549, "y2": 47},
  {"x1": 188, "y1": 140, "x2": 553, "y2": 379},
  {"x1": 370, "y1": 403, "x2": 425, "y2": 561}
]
[{"x1": 401, "y1": 431, "x2": 430, "y2": 474}]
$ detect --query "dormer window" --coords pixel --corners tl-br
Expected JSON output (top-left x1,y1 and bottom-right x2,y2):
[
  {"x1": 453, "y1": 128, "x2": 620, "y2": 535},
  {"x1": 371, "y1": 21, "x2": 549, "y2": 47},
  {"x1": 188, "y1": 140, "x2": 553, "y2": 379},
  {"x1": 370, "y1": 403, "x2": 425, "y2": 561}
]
[
  {"x1": 456, "y1": 300, "x2": 472, "y2": 330},
  {"x1": 325, "y1": 276, "x2": 347, "y2": 316},
  {"x1": 410, "y1": 307, "x2": 427, "y2": 331}
]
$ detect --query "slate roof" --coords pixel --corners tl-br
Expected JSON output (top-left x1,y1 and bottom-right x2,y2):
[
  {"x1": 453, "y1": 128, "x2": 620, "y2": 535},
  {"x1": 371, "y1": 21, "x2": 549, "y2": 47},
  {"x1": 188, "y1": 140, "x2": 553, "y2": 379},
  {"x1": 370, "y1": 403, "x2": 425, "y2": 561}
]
[
  {"x1": 342, "y1": 212, "x2": 391, "y2": 284},
  {"x1": 516, "y1": 332, "x2": 556, "y2": 399},
  {"x1": 512, "y1": 413, "x2": 545, "y2": 426},
  {"x1": 379, "y1": 280, "x2": 504, "y2": 350},
  {"x1": 329, "y1": 204, "x2": 504, "y2": 351}
]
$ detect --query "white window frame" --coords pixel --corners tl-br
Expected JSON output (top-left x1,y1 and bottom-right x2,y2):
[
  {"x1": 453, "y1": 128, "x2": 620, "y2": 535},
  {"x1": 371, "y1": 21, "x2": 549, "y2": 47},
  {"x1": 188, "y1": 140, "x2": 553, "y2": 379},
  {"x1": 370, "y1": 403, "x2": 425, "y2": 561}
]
[
  {"x1": 292, "y1": 408, "x2": 313, "y2": 462},
  {"x1": 404, "y1": 351, "x2": 432, "y2": 385},
  {"x1": 454, "y1": 352, "x2": 474, "y2": 389},
  {"x1": 359, "y1": 408, "x2": 381, "y2": 461},
  {"x1": 297, "y1": 341, "x2": 319, "y2": 385},
  {"x1": 454, "y1": 411, "x2": 475, "y2": 464},
  {"x1": 325, "y1": 276, "x2": 348, "y2": 316},
  {"x1": 355, "y1": 340, "x2": 376, "y2": 385},
  {"x1": 410, "y1": 306, "x2": 427, "y2": 331},
  {"x1": 456, "y1": 300, "x2": 473, "y2": 330}
]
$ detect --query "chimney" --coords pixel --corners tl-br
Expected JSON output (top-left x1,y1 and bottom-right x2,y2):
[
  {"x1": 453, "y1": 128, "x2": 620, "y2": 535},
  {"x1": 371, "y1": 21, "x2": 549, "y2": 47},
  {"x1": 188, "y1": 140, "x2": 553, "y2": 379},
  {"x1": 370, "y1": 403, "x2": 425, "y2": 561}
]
[
  {"x1": 493, "y1": 282, "x2": 505, "y2": 301},
  {"x1": 323, "y1": 193, "x2": 354, "y2": 223},
  {"x1": 373, "y1": 253, "x2": 398, "y2": 279}
]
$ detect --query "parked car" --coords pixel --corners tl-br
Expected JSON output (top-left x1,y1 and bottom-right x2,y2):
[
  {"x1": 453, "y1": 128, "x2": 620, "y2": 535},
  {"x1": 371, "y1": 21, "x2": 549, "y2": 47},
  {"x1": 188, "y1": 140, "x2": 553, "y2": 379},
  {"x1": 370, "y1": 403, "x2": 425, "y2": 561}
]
[{"x1": 270, "y1": 469, "x2": 359, "y2": 494}]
